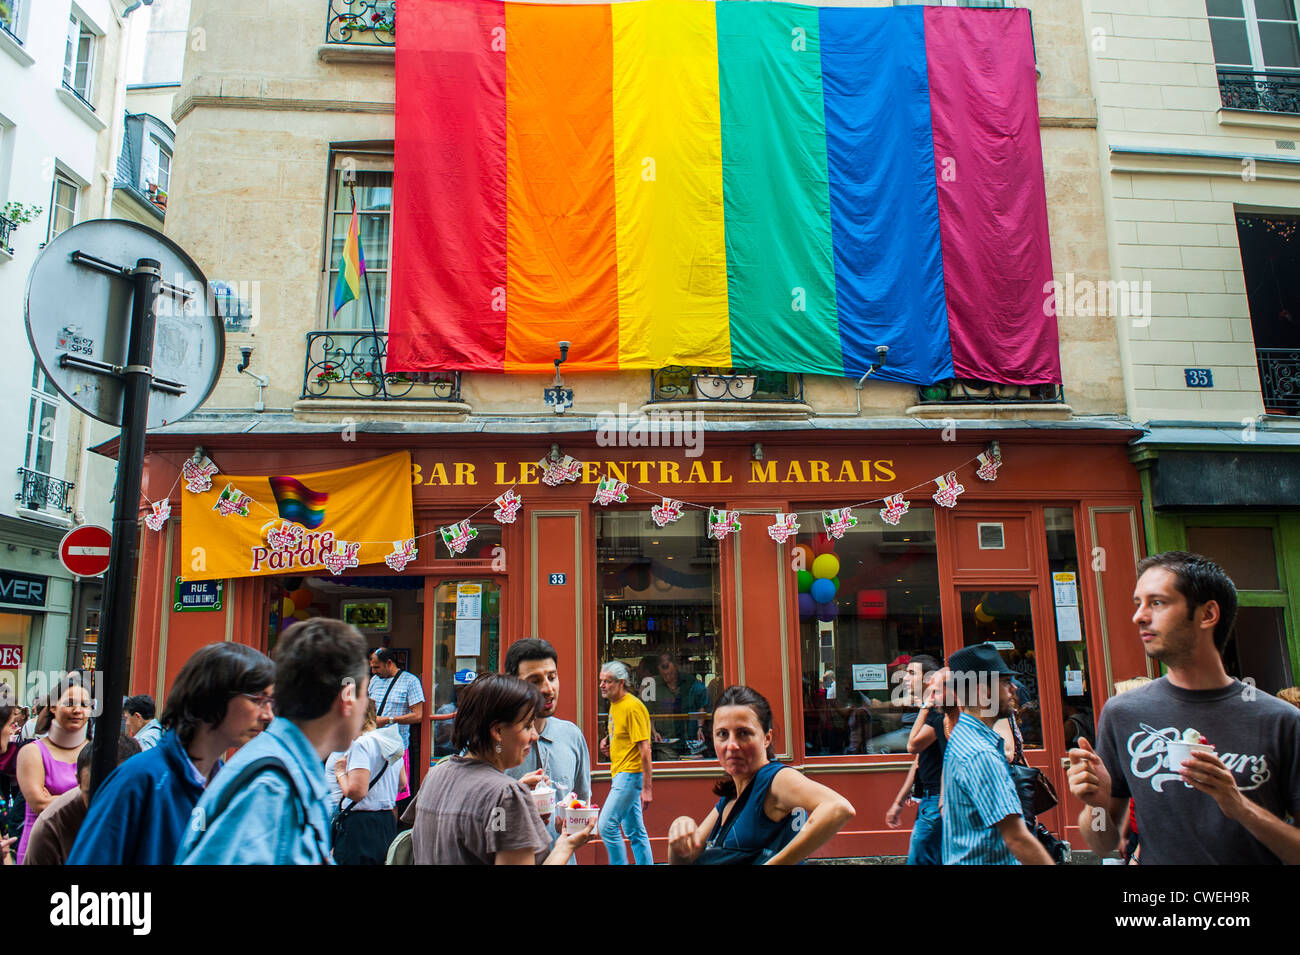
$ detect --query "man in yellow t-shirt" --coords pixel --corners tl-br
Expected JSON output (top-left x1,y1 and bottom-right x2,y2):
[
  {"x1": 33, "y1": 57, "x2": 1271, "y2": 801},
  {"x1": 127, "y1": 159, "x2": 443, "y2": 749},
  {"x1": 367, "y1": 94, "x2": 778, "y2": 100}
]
[{"x1": 597, "y1": 661, "x2": 654, "y2": 864}]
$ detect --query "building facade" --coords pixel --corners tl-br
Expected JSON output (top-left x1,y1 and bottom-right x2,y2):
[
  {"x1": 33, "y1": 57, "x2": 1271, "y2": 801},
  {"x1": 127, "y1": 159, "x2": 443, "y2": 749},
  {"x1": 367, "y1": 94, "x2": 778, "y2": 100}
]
[
  {"x1": 121, "y1": 0, "x2": 1151, "y2": 860},
  {"x1": 0, "y1": 0, "x2": 133, "y2": 703},
  {"x1": 1085, "y1": 0, "x2": 1300, "y2": 696}
]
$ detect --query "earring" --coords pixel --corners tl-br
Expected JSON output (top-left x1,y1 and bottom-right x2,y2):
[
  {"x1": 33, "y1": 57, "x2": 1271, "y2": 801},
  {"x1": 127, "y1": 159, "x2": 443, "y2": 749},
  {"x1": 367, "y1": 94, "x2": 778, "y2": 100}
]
[{"x1": 495, "y1": 743, "x2": 502, "y2": 754}]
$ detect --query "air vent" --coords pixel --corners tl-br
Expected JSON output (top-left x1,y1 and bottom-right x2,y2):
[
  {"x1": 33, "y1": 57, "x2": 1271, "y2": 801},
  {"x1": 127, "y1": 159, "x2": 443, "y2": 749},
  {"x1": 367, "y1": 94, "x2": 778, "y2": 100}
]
[
  {"x1": 977, "y1": 522, "x2": 1005, "y2": 550},
  {"x1": 1276, "y1": 140, "x2": 1296, "y2": 150}
]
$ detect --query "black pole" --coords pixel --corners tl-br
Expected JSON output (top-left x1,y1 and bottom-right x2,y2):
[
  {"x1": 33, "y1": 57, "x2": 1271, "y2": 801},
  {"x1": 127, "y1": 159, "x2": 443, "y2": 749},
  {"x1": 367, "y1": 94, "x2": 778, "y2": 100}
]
[{"x1": 88, "y1": 257, "x2": 160, "y2": 798}]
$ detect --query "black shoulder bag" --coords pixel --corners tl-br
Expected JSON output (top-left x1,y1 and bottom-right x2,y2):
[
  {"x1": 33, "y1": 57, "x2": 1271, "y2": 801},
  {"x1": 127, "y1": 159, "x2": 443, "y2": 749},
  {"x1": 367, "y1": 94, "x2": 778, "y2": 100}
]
[
  {"x1": 1006, "y1": 716, "x2": 1070, "y2": 863},
  {"x1": 332, "y1": 757, "x2": 392, "y2": 844}
]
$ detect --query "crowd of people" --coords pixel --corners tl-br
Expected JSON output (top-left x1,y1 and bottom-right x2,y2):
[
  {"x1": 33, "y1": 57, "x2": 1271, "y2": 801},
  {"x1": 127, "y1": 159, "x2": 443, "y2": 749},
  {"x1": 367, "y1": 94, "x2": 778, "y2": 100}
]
[{"x1": 0, "y1": 550, "x2": 1296, "y2": 865}]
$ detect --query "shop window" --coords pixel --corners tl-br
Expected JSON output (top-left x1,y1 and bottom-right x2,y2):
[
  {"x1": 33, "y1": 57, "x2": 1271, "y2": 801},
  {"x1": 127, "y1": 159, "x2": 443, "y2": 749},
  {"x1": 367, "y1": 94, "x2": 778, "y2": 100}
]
[
  {"x1": 595, "y1": 508, "x2": 722, "y2": 762},
  {"x1": 796, "y1": 508, "x2": 943, "y2": 756},
  {"x1": 431, "y1": 578, "x2": 502, "y2": 755},
  {"x1": 1224, "y1": 606, "x2": 1294, "y2": 695},
  {"x1": 0, "y1": 613, "x2": 33, "y2": 707},
  {"x1": 959, "y1": 590, "x2": 1043, "y2": 750},
  {"x1": 325, "y1": 164, "x2": 392, "y2": 331},
  {"x1": 1185, "y1": 525, "x2": 1280, "y2": 590},
  {"x1": 1045, "y1": 507, "x2": 1095, "y2": 751}
]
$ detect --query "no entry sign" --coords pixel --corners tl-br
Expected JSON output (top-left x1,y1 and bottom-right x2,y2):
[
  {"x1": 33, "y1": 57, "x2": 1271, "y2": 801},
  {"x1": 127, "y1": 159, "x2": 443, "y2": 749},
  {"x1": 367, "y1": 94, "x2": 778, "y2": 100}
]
[{"x1": 59, "y1": 525, "x2": 112, "y2": 578}]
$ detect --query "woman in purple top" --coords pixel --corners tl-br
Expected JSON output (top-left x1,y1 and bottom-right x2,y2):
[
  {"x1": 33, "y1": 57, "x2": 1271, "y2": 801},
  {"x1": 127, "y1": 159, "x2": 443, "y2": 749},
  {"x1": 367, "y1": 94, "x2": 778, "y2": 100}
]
[{"x1": 16, "y1": 677, "x2": 90, "y2": 864}]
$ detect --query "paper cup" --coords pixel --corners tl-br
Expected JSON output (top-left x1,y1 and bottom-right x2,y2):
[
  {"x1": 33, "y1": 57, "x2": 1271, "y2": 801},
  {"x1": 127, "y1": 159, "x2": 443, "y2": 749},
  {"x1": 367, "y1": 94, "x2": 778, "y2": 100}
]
[
  {"x1": 533, "y1": 785, "x2": 555, "y2": 815},
  {"x1": 564, "y1": 805, "x2": 600, "y2": 835},
  {"x1": 1165, "y1": 740, "x2": 1214, "y2": 775}
]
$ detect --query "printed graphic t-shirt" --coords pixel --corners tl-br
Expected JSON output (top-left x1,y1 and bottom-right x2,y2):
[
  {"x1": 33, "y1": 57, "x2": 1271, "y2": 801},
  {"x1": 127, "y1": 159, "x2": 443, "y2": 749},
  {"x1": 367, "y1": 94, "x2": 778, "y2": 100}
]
[{"x1": 1095, "y1": 677, "x2": 1300, "y2": 865}]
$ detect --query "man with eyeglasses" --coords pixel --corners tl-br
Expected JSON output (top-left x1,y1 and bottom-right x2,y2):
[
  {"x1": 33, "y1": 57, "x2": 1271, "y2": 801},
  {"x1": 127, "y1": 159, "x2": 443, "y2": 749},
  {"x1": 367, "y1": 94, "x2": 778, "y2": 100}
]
[{"x1": 69, "y1": 643, "x2": 275, "y2": 865}]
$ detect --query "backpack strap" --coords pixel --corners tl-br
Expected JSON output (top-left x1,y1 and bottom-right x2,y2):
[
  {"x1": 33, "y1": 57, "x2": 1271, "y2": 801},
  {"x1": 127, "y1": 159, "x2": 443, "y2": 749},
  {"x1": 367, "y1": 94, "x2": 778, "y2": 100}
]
[{"x1": 201, "y1": 756, "x2": 328, "y2": 859}]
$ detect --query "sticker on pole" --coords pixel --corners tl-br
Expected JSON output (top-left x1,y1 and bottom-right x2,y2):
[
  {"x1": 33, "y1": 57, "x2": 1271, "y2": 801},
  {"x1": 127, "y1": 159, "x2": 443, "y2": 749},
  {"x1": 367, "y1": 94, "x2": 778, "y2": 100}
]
[{"x1": 59, "y1": 525, "x2": 112, "y2": 578}]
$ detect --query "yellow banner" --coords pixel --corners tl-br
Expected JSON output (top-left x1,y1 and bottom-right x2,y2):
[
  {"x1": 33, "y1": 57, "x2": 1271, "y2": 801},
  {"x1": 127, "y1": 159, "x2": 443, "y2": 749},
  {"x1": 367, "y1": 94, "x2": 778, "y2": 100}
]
[{"x1": 180, "y1": 452, "x2": 415, "y2": 582}]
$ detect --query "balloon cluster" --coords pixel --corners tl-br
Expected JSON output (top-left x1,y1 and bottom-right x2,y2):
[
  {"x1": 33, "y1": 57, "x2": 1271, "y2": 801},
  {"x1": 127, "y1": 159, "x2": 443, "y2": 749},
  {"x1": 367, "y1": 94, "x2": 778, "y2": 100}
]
[
  {"x1": 280, "y1": 587, "x2": 315, "y2": 630},
  {"x1": 795, "y1": 534, "x2": 841, "y2": 623}
]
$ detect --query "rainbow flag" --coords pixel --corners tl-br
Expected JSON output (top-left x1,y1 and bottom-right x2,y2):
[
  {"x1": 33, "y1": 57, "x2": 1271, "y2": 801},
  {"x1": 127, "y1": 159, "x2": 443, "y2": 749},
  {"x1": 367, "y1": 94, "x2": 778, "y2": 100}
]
[
  {"x1": 332, "y1": 193, "x2": 366, "y2": 316},
  {"x1": 268, "y1": 476, "x2": 329, "y2": 529},
  {"x1": 389, "y1": 0, "x2": 1060, "y2": 386}
]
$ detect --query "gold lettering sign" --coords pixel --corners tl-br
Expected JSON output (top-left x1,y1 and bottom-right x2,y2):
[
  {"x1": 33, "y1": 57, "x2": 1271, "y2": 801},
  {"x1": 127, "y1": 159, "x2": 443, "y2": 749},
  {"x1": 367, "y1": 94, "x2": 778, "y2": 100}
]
[{"x1": 415, "y1": 458, "x2": 895, "y2": 487}]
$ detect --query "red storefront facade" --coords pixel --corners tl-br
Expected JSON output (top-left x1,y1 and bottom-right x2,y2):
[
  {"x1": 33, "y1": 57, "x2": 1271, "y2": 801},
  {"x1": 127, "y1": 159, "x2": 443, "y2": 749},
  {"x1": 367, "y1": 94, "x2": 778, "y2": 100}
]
[{"x1": 124, "y1": 422, "x2": 1148, "y2": 862}]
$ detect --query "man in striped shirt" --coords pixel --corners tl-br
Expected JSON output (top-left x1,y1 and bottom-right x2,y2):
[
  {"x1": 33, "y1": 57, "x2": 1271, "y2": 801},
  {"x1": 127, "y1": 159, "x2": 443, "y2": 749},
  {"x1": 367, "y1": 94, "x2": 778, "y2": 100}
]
[{"x1": 940, "y1": 643, "x2": 1053, "y2": 865}]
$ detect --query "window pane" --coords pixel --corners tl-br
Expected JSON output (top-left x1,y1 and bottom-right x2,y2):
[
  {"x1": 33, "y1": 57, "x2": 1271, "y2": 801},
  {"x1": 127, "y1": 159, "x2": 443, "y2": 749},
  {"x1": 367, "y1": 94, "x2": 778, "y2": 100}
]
[
  {"x1": 327, "y1": 272, "x2": 387, "y2": 330},
  {"x1": 1210, "y1": 18, "x2": 1254, "y2": 66},
  {"x1": 596, "y1": 509, "x2": 722, "y2": 762},
  {"x1": 1185, "y1": 526, "x2": 1280, "y2": 589},
  {"x1": 1205, "y1": 0, "x2": 1244, "y2": 16},
  {"x1": 1254, "y1": 0, "x2": 1296, "y2": 21},
  {"x1": 960, "y1": 590, "x2": 1042, "y2": 750},
  {"x1": 75, "y1": 31, "x2": 92, "y2": 94},
  {"x1": 1044, "y1": 507, "x2": 1095, "y2": 750},
  {"x1": 431, "y1": 579, "x2": 501, "y2": 755},
  {"x1": 334, "y1": 169, "x2": 391, "y2": 211},
  {"x1": 1259, "y1": 21, "x2": 1300, "y2": 68},
  {"x1": 1223, "y1": 606, "x2": 1293, "y2": 696},
  {"x1": 796, "y1": 508, "x2": 943, "y2": 756}
]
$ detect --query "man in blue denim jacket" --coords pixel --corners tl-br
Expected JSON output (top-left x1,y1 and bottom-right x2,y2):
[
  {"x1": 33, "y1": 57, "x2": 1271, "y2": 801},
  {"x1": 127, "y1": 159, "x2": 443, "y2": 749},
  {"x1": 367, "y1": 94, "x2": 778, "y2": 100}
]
[{"x1": 177, "y1": 618, "x2": 370, "y2": 865}]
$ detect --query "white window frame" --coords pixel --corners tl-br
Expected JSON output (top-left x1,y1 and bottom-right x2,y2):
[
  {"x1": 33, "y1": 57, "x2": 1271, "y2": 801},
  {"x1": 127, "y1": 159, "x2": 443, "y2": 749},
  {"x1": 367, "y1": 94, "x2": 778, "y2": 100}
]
[
  {"x1": 24, "y1": 368, "x2": 60, "y2": 479},
  {"x1": 322, "y1": 153, "x2": 393, "y2": 331},
  {"x1": 48, "y1": 170, "x2": 78, "y2": 242},
  {"x1": 141, "y1": 133, "x2": 171, "y2": 194},
  {"x1": 63, "y1": 13, "x2": 96, "y2": 103},
  {"x1": 1, "y1": 0, "x2": 24, "y2": 40},
  {"x1": 1209, "y1": 0, "x2": 1300, "y2": 73}
]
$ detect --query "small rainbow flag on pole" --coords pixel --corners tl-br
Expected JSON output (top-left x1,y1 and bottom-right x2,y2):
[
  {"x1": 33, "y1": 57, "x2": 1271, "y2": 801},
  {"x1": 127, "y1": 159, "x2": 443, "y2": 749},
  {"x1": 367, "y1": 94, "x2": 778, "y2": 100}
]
[{"x1": 332, "y1": 190, "x2": 366, "y2": 316}]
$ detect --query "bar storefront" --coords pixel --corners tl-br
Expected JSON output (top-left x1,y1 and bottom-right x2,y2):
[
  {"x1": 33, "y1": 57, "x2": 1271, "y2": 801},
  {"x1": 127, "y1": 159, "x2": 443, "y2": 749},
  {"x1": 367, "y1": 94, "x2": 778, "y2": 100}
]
[{"x1": 125, "y1": 423, "x2": 1145, "y2": 861}]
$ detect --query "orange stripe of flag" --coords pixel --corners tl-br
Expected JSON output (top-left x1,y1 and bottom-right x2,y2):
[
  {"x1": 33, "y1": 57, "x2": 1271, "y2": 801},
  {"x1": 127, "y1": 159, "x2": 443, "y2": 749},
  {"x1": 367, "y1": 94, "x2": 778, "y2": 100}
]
[{"x1": 504, "y1": 1, "x2": 619, "y2": 372}]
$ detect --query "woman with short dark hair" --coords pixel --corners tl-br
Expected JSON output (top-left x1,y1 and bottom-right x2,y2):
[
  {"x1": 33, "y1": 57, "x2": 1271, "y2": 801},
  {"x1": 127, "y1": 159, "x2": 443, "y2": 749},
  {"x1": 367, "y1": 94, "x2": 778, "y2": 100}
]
[
  {"x1": 404, "y1": 673, "x2": 595, "y2": 864},
  {"x1": 68, "y1": 642, "x2": 275, "y2": 865},
  {"x1": 667, "y1": 685, "x2": 855, "y2": 865}
]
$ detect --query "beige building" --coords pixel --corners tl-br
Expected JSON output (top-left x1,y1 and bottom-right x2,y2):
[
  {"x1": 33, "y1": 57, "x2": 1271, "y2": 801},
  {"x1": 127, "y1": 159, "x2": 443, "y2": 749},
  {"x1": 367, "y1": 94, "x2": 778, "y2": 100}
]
[
  {"x1": 168, "y1": 0, "x2": 1121, "y2": 422},
  {"x1": 1084, "y1": 0, "x2": 1299, "y2": 694}
]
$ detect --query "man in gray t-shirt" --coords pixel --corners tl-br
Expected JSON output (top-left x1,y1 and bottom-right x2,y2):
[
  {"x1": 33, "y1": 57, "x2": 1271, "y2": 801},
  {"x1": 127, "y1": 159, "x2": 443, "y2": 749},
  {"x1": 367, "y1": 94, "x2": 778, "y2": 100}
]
[
  {"x1": 1093, "y1": 677, "x2": 1300, "y2": 864},
  {"x1": 1070, "y1": 552, "x2": 1300, "y2": 865}
]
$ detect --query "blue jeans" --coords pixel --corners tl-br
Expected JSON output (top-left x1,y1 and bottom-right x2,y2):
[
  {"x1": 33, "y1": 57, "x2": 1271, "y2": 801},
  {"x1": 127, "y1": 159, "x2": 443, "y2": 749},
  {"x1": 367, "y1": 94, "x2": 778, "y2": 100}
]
[
  {"x1": 599, "y1": 772, "x2": 654, "y2": 865},
  {"x1": 906, "y1": 795, "x2": 943, "y2": 865}
]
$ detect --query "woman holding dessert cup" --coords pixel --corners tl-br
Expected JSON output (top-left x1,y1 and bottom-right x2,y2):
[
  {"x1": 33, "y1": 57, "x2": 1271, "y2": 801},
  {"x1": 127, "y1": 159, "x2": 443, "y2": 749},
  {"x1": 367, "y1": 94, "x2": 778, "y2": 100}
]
[
  {"x1": 667, "y1": 685, "x2": 855, "y2": 865},
  {"x1": 402, "y1": 674, "x2": 595, "y2": 864}
]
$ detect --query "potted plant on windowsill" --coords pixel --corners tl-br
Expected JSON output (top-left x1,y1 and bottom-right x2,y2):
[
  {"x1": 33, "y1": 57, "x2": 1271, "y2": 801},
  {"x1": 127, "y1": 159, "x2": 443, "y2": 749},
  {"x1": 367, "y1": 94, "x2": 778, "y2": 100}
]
[{"x1": 1, "y1": 202, "x2": 43, "y2": 253}]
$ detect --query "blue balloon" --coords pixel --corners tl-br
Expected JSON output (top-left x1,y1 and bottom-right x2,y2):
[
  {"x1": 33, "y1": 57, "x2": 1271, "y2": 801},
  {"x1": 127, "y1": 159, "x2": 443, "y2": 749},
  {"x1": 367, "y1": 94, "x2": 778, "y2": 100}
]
[
  {"x1": 798, "y1": 593, "x2": 816, "y2": 619},
  {"x1": 810, "y1": 577, "x2": 836, "y2": 604},
  {"x1": 816, "y1": 601, "x2": 839, "y2": 623}
]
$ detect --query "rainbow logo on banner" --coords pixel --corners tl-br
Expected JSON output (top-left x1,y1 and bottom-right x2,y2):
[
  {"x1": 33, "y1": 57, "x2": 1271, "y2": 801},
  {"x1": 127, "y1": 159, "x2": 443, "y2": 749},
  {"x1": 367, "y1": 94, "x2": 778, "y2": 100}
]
[
  {"x1": 269, "y1": 476, "x2": 329, "y2": 529},
  {"x1": 389, "y1": 0, "x2": 1060, "y2": 387}
]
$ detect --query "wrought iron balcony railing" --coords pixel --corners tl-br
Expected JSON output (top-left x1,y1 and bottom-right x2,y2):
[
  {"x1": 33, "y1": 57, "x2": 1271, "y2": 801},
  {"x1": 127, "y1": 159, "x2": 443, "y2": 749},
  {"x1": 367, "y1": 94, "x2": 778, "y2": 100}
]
[
  {"x1": 302, "y1": 330, "x2": 460, "y2": 401},
  {"x1": 1258, "y1": 348, "x2": 1300, "y2": 415},
  {"x1": 0, "y1": 214, "x2": 14, "y2": 253},
  {"x1": 16, "y1": 468, "x2": 75, "y2": 513},
  {"x1": 1217, "y1": 69, "x2": 1300, "y2": 115},
  {"x1": 326, "y1": 0, "x2": 395, "y2": 46},
  {"x1": 651, "y1": 367, "x2": 805, "y2": 403},
  {"x1": 916, "y1": 379, "x2": 1064, "y2": 404}
]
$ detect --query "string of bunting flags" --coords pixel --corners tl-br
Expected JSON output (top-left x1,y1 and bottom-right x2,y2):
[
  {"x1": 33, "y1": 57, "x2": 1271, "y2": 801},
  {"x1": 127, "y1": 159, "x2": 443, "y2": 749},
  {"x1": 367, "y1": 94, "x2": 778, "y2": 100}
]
[{"x1": 138, "y1": 444, "x2": 1003, "y2": 574}]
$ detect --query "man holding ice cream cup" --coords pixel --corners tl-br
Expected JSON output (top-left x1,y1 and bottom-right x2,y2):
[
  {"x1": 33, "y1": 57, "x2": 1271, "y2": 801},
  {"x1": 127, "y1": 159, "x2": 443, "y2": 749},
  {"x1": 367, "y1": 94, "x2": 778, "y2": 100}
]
[{"x1": 1068, "y1": 552, "x2": 1300, "y2": 864}]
